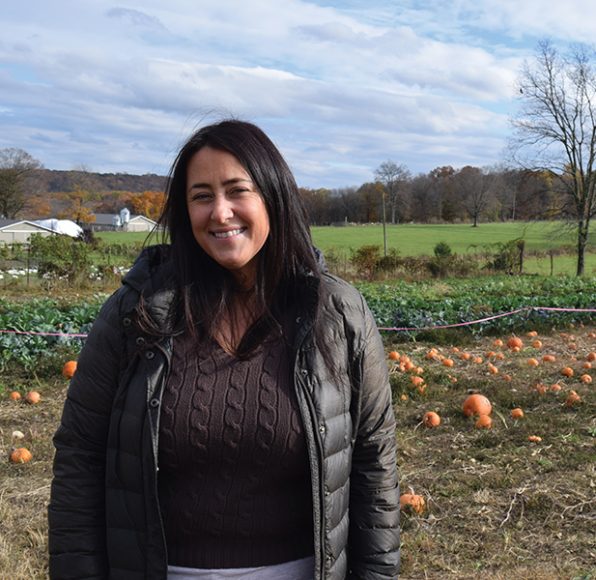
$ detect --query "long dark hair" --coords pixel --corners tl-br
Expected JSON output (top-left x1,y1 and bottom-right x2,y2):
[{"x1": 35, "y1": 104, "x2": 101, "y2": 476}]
[{"x1": 156, "y1": 119, "x2": 322, "y2": 356}]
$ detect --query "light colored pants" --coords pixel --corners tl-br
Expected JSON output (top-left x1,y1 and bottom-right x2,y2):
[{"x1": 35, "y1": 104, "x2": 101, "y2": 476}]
[{"x1": 167, "y1": 556, "x2": 315, "y2": 580}]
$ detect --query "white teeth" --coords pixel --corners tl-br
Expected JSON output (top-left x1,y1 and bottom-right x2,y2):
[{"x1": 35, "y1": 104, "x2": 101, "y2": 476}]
[{"x1": 213, "y1": 228, "x2": 244, "y2": 239}]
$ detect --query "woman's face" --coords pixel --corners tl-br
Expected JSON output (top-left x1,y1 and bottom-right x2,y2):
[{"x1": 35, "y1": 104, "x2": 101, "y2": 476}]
[{"x1": 186, "y1": 146, "x2": 270, "y2": 286}]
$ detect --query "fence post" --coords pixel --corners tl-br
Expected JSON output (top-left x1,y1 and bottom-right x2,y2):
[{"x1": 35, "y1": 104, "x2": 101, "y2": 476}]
[{"x1": 26, "y1": 244, "x2": 31, "y2": 287}]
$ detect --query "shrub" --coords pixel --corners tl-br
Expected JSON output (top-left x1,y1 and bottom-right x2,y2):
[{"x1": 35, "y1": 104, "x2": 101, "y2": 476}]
[
  {"x1": 351, "y1": 245, "x2": 382, "y2": 280},
  {"x1": 428, "y1": 242, "x2": 455, "y2": 278},
  {"x1": 29, "y1": 234, "x2": 92, "y2": 286},
  {"x1": 433, "y1": 241, "x2": 453, "y2": 259},
  {"x1": 485, "y1": 238, "x2": 525, "y2": 274},
  {"x1": 377, "y1": 248, "x2": 402, "y2": 274}
]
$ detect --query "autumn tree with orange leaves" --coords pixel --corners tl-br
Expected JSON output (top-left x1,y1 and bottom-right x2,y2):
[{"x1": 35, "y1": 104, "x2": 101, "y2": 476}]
[
  {"x1": 127, "y1": 190, "x2": 164, "y2": 221},
  {"x1": 58, "y1": 187, "x2": 96, "y2": 224}
]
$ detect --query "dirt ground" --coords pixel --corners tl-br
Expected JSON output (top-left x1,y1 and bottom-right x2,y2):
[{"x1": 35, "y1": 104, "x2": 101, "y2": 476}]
[{"x1": 0, "y1": 325, "x2": 594, "y2": 579}]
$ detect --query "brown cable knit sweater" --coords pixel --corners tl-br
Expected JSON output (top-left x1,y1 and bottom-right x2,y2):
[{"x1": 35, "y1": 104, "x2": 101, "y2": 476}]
[{"x1": 157, "y1": 331, "x2": 314, "y2": 569}]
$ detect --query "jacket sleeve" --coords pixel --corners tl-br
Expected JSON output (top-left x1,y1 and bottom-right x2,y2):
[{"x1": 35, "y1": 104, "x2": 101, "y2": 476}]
[
  {"x1": 348, "y1": 297, "x2": 400, "y2": 579},
  {"x1": 48, "y1": 289, "x2": 130, "y2": 579}
]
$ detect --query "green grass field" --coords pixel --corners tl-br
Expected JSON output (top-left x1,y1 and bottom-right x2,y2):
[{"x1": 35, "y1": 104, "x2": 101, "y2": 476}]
[
  {"x1": 97, "y1": 221, "x2": 593, "y2": 254},
  {"x1": 95, "y1": 222, "x2": 596, "y2": 276},
  {"x1": 311, "y1": 221, "x2": 594, "y2": 255}
]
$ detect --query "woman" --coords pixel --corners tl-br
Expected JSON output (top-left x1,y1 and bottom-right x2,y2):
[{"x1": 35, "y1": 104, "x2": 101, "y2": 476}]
[{"x1": 49, "y1": 120, "x2": 400, "y2": 579}]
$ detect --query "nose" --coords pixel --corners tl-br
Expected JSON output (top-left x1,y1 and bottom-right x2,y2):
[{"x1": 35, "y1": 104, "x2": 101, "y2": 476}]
[{"x1": 210, "y1": 195, "x2": 234, "y2": 223}]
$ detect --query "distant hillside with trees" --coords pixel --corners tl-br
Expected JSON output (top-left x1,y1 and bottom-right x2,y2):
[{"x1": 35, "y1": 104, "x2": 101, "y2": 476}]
[{"x1": 34, "y1": 169, "x2": 167, "y2": 194}]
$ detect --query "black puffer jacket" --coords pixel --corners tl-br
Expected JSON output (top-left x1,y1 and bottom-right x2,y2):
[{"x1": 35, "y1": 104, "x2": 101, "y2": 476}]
[{"x1": 49, "y1": 245, "x2": 400, "y2": 579}]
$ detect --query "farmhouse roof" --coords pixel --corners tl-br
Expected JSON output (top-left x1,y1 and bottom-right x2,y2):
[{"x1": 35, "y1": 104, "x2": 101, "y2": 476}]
[
  {"x1": 92, "y1": 212, "x2": 157, "y2": 226},
  {"x1": 0, "y1": 219, "x2": 57, "y2": 233},
  {"x1": 93, "y1": 213, "x2": 124, "y2": 225},
  {"x1": 128, "y1": 215, "x2": 158, "y2": 225}
]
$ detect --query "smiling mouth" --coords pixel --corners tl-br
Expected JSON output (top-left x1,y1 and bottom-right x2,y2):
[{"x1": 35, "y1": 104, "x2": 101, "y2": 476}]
[{"x1": 211, "y1": 228, "x2": 246, "y2": 239}]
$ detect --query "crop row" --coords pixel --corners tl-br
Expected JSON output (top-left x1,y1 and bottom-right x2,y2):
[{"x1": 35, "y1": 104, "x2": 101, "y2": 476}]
[
  {"x1": 357, "y1": 275, "x2": 595, "y2": 336},
  {"x1": 0, "y1": 276, "x2": 594, "y2": 369}
]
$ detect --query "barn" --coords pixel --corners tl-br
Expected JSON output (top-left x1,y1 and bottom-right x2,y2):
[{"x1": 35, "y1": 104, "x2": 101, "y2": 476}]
[{"x1": 0, "y1": 219, "x2": 58, "y2": 245}]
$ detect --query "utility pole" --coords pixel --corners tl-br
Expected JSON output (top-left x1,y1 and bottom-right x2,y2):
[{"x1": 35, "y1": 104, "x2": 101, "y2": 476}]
[{"x1": 381, "y1": 185, "x2": 387, "y2": 257}]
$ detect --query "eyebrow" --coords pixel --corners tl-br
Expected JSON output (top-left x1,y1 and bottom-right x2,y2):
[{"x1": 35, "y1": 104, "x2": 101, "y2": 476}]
[{"x1": 188, "y1": 177, "x2": 253, "y2": 191}]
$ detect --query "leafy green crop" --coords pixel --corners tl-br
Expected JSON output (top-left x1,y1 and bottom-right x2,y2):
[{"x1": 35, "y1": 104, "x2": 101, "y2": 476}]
[
  {"x1": 0, "y1": 275, "x2": 594, "y2": 370},
  {"x1": 0, "y1": 296, "x2": 104, "y2": 370},
  {"x1": 357, "y1": 275, "x2": 596, "y2": 338}
]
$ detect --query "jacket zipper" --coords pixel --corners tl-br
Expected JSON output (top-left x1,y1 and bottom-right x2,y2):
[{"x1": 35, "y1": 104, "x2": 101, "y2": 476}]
[
  {"x1": 293, "y1": 334, "x2": 326, "y2": 580},
  {"x1": 146, "y1": 340, "x2": 172, "y2": 576}
]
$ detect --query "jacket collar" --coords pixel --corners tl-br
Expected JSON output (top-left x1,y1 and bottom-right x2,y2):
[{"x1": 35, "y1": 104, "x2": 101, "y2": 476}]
[{"x1": 122, "y1": 244, "x2": 177, "y2": 331}]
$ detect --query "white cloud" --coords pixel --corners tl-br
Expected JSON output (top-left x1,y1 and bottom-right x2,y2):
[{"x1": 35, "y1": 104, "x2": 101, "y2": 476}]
[{"x1": 1, "y1": 0, "x2": 592, "y2": 187}]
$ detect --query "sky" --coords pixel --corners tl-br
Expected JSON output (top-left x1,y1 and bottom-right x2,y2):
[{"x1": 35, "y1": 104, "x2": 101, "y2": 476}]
[{"x1": 2, "y1": 0, "x2": 596, "y2": 189}]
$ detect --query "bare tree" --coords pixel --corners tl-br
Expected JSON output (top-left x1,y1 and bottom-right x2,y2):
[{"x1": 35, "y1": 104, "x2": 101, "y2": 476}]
[
  {"x1": 0, "y1": 148, "x2": 43, "y2": 218},
  {"x1": 455, "y1": 166, "x2": 494, "y2": 227},
  {"x1": 511, "y1": 40, "x2": 596, "y2": 275},
  {"x1": 374, "y1": 161, "x2": 411, "y2": 224}
]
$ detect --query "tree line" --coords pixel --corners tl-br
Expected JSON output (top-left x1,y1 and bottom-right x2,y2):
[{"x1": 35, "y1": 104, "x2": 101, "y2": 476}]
[
  {"x1": 0, "y1": 150, "x2": 556, "y2": 228},
  {"x1": 298, "y1": 164, "x2": 556, "y2": 226}
]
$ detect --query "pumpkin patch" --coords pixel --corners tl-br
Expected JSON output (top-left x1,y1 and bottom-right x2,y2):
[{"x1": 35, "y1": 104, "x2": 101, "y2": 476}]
[{"x1": 0, "y1": 291, "x2": 593, "y2": 578}]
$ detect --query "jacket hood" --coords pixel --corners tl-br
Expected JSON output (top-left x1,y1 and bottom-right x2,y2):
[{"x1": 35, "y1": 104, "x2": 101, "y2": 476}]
[
  {"x1": 122, "y1": 244, "x2": 173, "y2": 293},
  {"x1": 121, "y1": 244, "x2": 177, "y2": 331}
]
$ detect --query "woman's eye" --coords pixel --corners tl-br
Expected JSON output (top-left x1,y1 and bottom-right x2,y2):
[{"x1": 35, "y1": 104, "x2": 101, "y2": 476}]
[{"x1": 192, "y1": 192, "x2": 212, "y2": 201}]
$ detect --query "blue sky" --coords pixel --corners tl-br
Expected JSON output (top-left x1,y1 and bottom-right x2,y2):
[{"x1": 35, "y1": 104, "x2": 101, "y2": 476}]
[{"x1": 1, "y1": 0, "x2": 595, "y2": 188}]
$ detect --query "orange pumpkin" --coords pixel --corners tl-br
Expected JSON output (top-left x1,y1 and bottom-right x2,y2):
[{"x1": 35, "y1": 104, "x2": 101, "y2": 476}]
[
  {"x1": 528, "y1": 435, "x2": 542, "y2": 443},
  {"x1": 534, "y1": 383, "x2": 547, "y2": 395},
  {"x1": 531, "y1": 339, "x2": 543, "y2": 349},
  {"x1": 463, "y1": 394, "x2": 492, "y2": 417},
  {"x1": 586, "y1": 352, "x2": 596, "y2": 362},
  {"x1": 475, "y1": 414, "x2": 492, "y2": 429},
  {"x1": 62, "y1": 360, "x2": 78, "y2": 379},
  {"x1": 487, "y1": 363, "x2": 499, "y2": 375},
  {"x1": 565, "y1": 390, "x2": 581, "y2": 407},
  {"x1": 510, "y1": 408, "x2": 524, "y2": 419},
  {"x1": 550, "y1": 383, "x2": 562, "y2": 392},
  {"x1": 410, "y1": 376, "x2": 425, "y2": 387},
  {"x1": 527, "y1": 358, "x2": 539, "y2": 367},
  {"x1": 400, "y1": 493, "x2": 426, "y2": 514},
  {"x1": 25, "y1": 391, "x2": 41, "y2": 405},
  {"x1": 526, "y1": 330, "x2": 538, "y2": 338},
  {"x1": 442, "y1": 358, "x2": 454, "y2": 367},
  {"x1": 388, "y1": 351, "x2": 400, "y2": 361},
  {"x1": 542, "y1": 354, "x2": 556, "y2": 363},
  {"x1": 493, "y1": 338, "x2": 504, "y2": 348},
  {"x1": 561, "y1": 366, "x2": 574, "y2": 378},
  {"x1": 423, "y1": 411, "x2": 441, "y2": 428},
  {"x1": 9, "y1": 391, "x2": 21, "y2": 401},
  {"x1": 9, "y1": 447, "x2": 32, "y2": 464},
  {"x1": 507, "y1": 336, "x2": 523, "y2": 349},
  {"x1": 580, "y1": 374, "x2": 592, "y2": 384}
]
